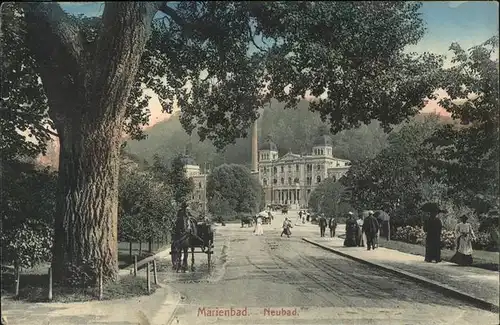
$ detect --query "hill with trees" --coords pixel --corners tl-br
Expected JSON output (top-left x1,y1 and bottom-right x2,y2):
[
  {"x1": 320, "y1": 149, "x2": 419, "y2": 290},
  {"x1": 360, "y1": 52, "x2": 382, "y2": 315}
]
[{"x1": 124, "y1": 99, "x2": 394, "y2": 167}]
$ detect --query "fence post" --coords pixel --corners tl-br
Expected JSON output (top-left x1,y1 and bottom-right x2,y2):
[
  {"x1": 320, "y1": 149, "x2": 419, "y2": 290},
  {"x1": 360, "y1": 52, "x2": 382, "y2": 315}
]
[
  {"x1": 98, "y1": 267, "x2": 103, "y2": 300},
  {"x1": 146, "y1": 262, "x2": 151, "y2": 294},
  {"x1": 153, "y1": 259, "x2": 158, "y2": 285},
  {"x1": 14, "y1": 266, "x2": 20, "y2": 298},
  {"x1": 133, "y1": 255, "x2": 137, "y2": 277},
  {"x1": 48, "y1": 267, "x2": 53, "y2": 301}
]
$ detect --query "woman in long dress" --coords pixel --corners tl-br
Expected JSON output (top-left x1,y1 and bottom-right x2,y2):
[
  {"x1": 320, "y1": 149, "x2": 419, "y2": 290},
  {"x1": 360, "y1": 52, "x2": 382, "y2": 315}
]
[
  {"x1": 254, "y1": 216, "x2": 264, "y2": 236},
  {"x1": 451, "y1": 215, "x2": 476, "y2": 265}
]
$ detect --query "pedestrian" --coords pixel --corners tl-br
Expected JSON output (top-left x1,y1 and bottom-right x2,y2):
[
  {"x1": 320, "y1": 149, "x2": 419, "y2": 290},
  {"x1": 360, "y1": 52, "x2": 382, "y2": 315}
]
[
  {"x1": 422, "y1": 203, "x2": 445, "y2": 263},
  {"x1": 319, "y1": 214, "x2": 327, "y2": 237},
  {"x1": 362, "y1": 211, "x2": 380, "y2": 250},
  {"x1": 450, "y1": 215, "x2": 476, "y2": 266},
  {"x1": 343, "y1": 212, "x2": 358, "y2": 247},
  {"x1": 254, "y1": 216, "x2": 264, "y2": 236},
  {"x1": 356, "y1": 214, "x2": 364, "y2": 247},
  {"x1": 328, "y1": 216, "x2": 337, "y2": 237},
  {"x1": 281, "y1": 217, "x2": 292, "y2": 238}
]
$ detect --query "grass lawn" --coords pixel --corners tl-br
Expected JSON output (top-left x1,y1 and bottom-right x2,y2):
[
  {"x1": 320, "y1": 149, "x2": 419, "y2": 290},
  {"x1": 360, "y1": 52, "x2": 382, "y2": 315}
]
[
  {"x1": 1, "y1": 264, "x2": 159, "y2": 303},
  {"x1": 377, "y1": 237, "x2": 499, "y2": 272}
]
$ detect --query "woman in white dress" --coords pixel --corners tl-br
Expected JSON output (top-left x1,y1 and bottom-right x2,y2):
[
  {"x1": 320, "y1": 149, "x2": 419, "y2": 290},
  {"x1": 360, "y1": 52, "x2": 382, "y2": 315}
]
[
  {"x1": 451, "y1": 215, "x2": 476, "y2": 265},
  {"x1": 254, "y1": 216, "x2": 264, "y2": 236}
]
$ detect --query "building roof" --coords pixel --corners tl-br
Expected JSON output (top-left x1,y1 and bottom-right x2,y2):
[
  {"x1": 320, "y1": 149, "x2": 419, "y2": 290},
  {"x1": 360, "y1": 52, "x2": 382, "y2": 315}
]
[
  {"x1": 313, "y1": 134, "x2": 333, "y2": 147},
  {"x1": 179, "y1": 154, "x2": 197, "y2": 166},
  {"x1": 259, "y1": 138, "x2": 278, "y2": 151}
]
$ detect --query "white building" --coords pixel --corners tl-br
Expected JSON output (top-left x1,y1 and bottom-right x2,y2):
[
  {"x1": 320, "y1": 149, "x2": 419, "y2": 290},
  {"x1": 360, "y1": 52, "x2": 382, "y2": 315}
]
[
  {"x1": 257, "y1": 135, "x2": 351, "y2": 207},
  {"x1": 180, "y1": 155, "x2": 208, "y2": 213}
]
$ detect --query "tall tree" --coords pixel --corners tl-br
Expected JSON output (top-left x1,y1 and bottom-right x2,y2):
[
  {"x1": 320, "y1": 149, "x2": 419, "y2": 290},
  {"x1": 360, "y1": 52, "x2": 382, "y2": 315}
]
[
  {"x1": 2, "y1": 2, "x2": 442, "y2": 282},
  {"x1": 341, "y1": 116, "x2": 441, "y2": 223},
  {"x1": 424, "y1": 37, "x2": 499, "y2": 213},
  {"x1": 207, "y1": 164, "x2": 262, "y2": 217},
  {"x1": 166, "y1": 155, "x2": 195, "y2": 205}
]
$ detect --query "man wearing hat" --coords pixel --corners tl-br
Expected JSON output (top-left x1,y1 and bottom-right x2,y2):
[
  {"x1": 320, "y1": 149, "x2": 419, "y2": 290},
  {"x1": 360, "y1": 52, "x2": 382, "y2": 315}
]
[
  {"x1": 362, "y1": 211, "x2": 380, "y2": 251},
  {"x1": 422, "y1": 203, "x2": 445, "y2": 263}
]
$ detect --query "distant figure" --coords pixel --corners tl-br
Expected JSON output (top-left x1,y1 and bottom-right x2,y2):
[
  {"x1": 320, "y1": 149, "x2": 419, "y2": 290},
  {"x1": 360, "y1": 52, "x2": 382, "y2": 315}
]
[
  {"x1": 281, "y1": 217, "x2": 292, "y2": 238},
  {"x1": 319, "y1": 215, "x2": 328, "y2": 237},
  {"x1": 451, "y1": 215, "x2": 476, "y2": 266},
  {"x1": 299, "y1": 210, "x2": 303, "y2": 221},
  {"x1": 254, "y1": 216, "x2": 264, "y2": 236},
  {"x1": 356, "y1": 215, "x2": 364, "y2": 247},
  {"x1": 362, "y1": 211, "x2": 380, "y2": 251},
  {"x1": 344, "y1": 212, "x2": 358, "y2": 247},
  {"x1": 328, "y1": 216, "x2": 337, "y2": 237},
  {"x1": 423, "y1": 203, "x2": 445, "y2": 263},
  {"x1": 306, "y1": 212, "x2": 310, "y2": 222}
]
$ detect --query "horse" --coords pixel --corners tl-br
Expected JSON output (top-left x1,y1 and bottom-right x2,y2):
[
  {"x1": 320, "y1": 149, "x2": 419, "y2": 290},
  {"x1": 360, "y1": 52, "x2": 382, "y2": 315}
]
[
  {"x1": 241, "y1": 215, "x2": 254, "y2": 228},
  {"x1": 171, "y1": 216, "x2": 214, "y2": 273}
]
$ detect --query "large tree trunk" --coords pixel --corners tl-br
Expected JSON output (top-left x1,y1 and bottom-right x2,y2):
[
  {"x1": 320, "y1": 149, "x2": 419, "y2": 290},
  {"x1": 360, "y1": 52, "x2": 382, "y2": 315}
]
[
  {"x1": 23, "y1": 2, "x2": 161, "y2": 284},
  {"x1": 51, "y1": 117, "x2": 122, "y2": 282}
]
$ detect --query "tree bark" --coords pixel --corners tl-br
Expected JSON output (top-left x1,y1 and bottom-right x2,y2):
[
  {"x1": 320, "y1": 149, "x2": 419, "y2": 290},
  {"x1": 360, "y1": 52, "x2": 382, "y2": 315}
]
[
  {"x1": 23, "y1": 2, "x2": 160, "y2": 284},
  {"x1": 51, "y1": 119, "x2": 122, "y2": 282}
]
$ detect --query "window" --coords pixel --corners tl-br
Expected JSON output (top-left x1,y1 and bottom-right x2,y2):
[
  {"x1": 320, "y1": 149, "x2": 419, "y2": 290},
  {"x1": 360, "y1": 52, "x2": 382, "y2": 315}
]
[
  {"x1": 317, "y1": 176, "x2": 321, "y2": 183},
  {"x1": 288, "y1": 177, "x2": 292, "y2": 185},
  {"x1": 336, "y1": 162, "x2": 340, "y2": 167},
  {"x1": 288, "y1": 164, "x2": 292, "y2": 171},
  {"x1": 281, "y1": 166, "x2": 284, "y2": 173},
  {"x1": 281, "y1": 178, "x2": 284, "y2": 184},
  {"x1": 199, "y1": 182, "x2": 202, "y2": 188},
  {"x1": 273, "y1": 167, "x2": 277, "y2": 174},
  {"x1": 306, "y1": 177, "x2": 311, "y2": 185},
  {"x1": 316, "y1": 164, "x2": 321, "y2": 170},
  {"x1": 273, "y1": 179, "x2": 278, "y2": 184},
  {"x1": 306, "y1": 164, "x2": 312, "y2": 172},
  {"x1": 296, "y1": 164, "x2": 299, "y2": 171},
  {"x1": 263, "y1": 179, "x2": 268, "y2": 186},
  {"x1": 294, "y1": 177, "x2": 300, "y2": 184}
]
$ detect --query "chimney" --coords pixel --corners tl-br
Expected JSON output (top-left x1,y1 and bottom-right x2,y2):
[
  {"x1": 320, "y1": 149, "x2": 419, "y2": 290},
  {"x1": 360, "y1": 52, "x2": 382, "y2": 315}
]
[{"x1": 251, "y1": 120, "x2": 258, "y2": 172}]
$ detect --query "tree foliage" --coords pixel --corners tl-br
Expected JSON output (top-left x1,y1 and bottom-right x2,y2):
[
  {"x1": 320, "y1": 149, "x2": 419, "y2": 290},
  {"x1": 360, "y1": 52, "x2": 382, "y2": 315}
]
[
  {"x1": 207, "y1": 164, "x2": 262, "y2": 217},
  {"x1": 118, "y1": 160, "x2": 176, "y2": 243},
  {"x1": 341, "y1": 116, "x2": 442, "y2": 225},
  {"x1": 1, "y1": 219, "x2": 53, "y2": 269},
  {"x1": 423, "y1": 37, "x2": 499, "y2": 213},
  {"x1": 1, "y1": 1, "x2": 443, "y2": 282},
  {"x1": 308, "y1": 178, "x2": 353, "y2": 219},
  {"x1": 0, "y1": 159, "x2": 57, "y2": 228},
  {"x1": 2, "y1": 1, "x2": 444, "y2": 159}
]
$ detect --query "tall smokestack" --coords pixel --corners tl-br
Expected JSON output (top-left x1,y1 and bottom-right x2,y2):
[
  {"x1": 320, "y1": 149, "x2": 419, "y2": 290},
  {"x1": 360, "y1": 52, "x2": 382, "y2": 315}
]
[{"x1": 251, "y1": 120, "x2": 258, "y2": 172}]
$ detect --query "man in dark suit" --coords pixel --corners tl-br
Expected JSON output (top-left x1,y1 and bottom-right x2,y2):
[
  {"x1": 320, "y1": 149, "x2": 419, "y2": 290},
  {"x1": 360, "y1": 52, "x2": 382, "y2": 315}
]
[
  {"x1": 328, "y1": 216, "x2": 337, "y2": 237},
  {"x1": 362, "y1": 211, "x2": 380, "y2": 250}
]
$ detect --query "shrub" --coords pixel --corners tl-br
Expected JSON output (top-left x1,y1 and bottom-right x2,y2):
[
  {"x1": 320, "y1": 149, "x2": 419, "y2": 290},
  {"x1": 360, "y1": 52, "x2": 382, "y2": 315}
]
[
  {"x1": 440, "y1": 230, "x2": 456, "y2": 250},
  {"x1": 392, "y1": 226, "x2": 425, "y2": 245},
  {"x1": 473, "y1": 232, "x2": 499, "y2": 252},
  {"x1": 0, "y1": 219, "x2": 53, "y2": 269}
]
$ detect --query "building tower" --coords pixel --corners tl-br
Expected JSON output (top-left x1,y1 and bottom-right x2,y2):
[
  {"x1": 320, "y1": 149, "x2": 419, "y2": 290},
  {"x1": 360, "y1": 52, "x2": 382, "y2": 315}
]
[{"x1": 251, "y1": 120, "x2": 258, "y2": 173}]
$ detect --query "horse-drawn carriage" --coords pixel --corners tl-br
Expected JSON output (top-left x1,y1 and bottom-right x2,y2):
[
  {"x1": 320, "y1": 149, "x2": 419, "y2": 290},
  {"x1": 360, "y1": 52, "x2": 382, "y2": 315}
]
[{"x1": 170, "y1": 207, "x2": 215, "y2": 273}]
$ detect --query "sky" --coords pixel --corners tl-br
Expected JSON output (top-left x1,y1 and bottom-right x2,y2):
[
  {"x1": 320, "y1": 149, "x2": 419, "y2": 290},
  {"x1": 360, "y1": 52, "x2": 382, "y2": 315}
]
[{"x1": 58, "y1": 1, "x2": 498, "y2": 122}]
